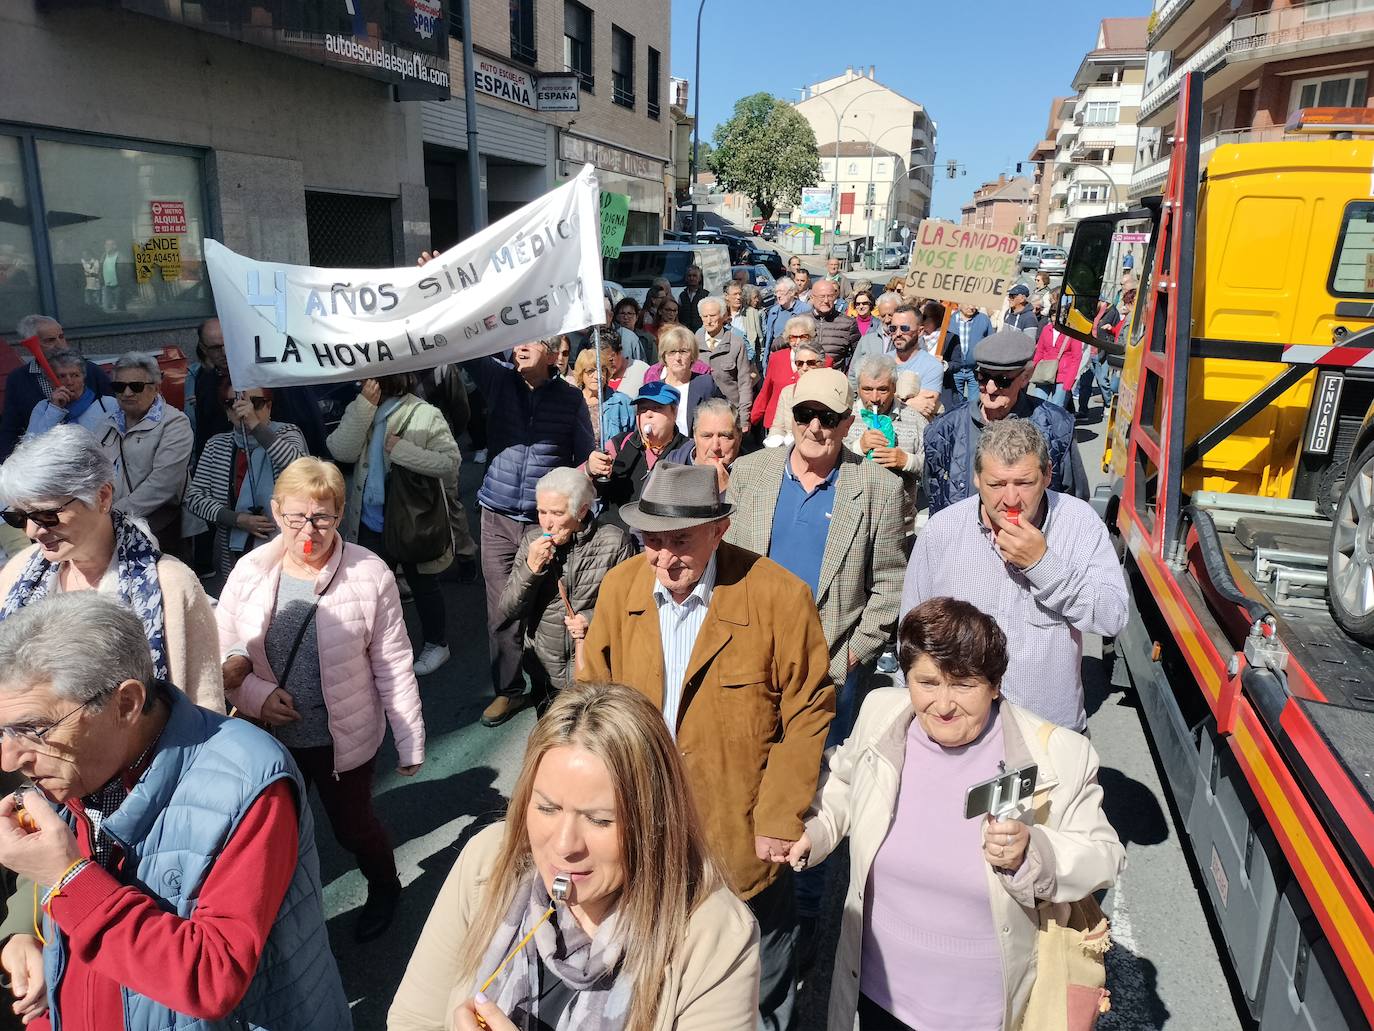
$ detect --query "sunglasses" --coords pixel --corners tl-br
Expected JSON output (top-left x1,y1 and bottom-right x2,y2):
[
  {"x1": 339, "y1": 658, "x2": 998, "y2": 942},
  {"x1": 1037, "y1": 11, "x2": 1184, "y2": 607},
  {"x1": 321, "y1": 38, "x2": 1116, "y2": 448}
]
[
  {"x1": 787, "y1": 333, "x2": 815, "y2": 342},
  {"x1": 975, "y1": 370, "x2": 1019, "y2": 389},
  {"x1": 855, "y1": 301, "x2": 872, "y2": 307},
  {"x1": 112, "y1": 381, "x2": 153, "y2": 395},
  {"x1": 794, "y1": 359, "x2": 825, "y2": 369},
  {"x1": 792, "y1": 405, "x2": 845, "y2": 429},
  {"x1": 223, "y1": 396, "x2": 270, "y2": 410},
  {"x1": 893, "y1": 323, "x2": 918, "y2": 333},
  {"x1": 2, "y1": 498, "x2": 76, "y2": 530}
]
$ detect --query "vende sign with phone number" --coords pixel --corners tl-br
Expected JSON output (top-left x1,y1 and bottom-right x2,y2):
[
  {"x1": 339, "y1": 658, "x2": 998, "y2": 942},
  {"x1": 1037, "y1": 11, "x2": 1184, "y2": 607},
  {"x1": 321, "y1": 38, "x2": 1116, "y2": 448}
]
[{"x1": 205, "y1": 166, "x2": 605, "y2": 388}]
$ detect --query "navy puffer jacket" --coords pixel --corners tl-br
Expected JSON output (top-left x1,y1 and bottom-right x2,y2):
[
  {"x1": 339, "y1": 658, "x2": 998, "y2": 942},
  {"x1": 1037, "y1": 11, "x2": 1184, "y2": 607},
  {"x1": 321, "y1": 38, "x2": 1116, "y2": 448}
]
[
  {"x1": 467, "y1": 356, "x2": 596, "y2": 520},
  {"x1": 923, "y1": 394, "x2": 1083, "y2": 515}
]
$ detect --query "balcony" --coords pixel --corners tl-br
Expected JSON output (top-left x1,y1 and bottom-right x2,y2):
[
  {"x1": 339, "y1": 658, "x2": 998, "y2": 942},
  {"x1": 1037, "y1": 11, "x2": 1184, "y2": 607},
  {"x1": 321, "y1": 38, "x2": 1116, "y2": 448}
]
[
  {"x1": 1230, "y1": 2, "x2": 1374, "y2": 60},
  {"x1": 1140, "y1": 21, "x2": 1234, "y2": 122},
  {"x1": 1067, "y1": 200, "x2": 1113, "y2": 218},
  {"x1": 1129, "y1": 125, "x2": 1303, "y2": 195},
  {"x1": 1056, "y1": 120, "x2": 1080, "y2": 145},
  {"x1": 1050, "y1": 176, "x2": 1071, "y2": 199},
  {"x1": 1148, "y1": 0, "x2": 1212, "y2": 53}
]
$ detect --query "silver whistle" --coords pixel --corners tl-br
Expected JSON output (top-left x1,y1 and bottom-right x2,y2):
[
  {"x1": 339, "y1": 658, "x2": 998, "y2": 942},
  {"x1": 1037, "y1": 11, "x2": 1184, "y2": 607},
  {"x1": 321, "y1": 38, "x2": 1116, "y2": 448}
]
[{"x1": 550, "y1": 874, "x2": 571, "y2": 905}]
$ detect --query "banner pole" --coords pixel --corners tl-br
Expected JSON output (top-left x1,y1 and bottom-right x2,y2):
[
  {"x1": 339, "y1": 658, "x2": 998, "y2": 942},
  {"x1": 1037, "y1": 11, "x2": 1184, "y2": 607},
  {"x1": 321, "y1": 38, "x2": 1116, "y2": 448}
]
[{"x1": 933, "y1": 301, "x2": 955, "y2": 359}]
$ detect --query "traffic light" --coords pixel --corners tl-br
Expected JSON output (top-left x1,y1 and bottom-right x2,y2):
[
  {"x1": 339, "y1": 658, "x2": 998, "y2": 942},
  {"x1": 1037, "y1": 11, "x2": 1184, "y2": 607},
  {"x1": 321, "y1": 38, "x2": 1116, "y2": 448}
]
[
  {"x1": 946, "y1": 160, "x2": 958, "y2": 179},
  {"x1": 1016, "y1": 162, "x2": 1023, "y2": 173}
]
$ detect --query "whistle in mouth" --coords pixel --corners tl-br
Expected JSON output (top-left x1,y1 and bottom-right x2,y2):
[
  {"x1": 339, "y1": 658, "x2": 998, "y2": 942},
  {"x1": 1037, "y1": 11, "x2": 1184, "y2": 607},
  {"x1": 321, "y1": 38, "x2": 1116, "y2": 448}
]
[
  {"x1": 550, "y1": 874, "x2": 571, "y2": 904},
  {"x1": 303, "y1": 539, "x2": 313, "y2": 556}
]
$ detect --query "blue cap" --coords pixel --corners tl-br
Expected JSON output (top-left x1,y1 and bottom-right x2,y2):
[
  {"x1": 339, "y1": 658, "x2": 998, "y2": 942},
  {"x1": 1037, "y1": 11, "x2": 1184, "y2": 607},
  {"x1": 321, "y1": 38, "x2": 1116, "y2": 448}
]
[
  {"x1": 634, "y1": 381, "x2": 681, "y2": 406},
  {"x1": 1008, "y1": 283, "x2": 1031, "y2": 298}
]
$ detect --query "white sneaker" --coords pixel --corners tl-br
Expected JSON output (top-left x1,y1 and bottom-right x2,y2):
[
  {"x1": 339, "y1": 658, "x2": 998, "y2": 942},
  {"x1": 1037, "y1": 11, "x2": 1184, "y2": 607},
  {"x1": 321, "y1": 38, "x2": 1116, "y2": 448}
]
[
  {"x1": 413, "y1": 643, "x2": 451, "y2": 676},
  {"x1": 473, "y1": 449, "x2": 488, "y2": 464}
]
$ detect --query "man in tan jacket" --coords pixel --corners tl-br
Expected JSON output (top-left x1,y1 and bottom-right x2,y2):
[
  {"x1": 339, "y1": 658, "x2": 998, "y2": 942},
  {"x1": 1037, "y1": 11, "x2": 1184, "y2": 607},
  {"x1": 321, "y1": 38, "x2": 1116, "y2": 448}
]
[{"x1": 580, "y1": 462, "x2": 833, "y2": 1031}]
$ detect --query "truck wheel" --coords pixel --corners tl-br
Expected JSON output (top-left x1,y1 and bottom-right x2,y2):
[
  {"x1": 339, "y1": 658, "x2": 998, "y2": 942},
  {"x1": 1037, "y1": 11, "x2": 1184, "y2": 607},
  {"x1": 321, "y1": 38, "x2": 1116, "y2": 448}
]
[{"x1": 1328, "y1": 440, "x2": 1374, "y2": 641}]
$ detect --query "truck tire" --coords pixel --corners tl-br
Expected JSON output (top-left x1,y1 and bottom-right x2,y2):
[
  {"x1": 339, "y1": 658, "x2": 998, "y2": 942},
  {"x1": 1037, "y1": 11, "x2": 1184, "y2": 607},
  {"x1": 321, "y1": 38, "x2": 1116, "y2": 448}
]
[{"x1": 1328, "y1": 438, "x2": 1374, "y2": 642}]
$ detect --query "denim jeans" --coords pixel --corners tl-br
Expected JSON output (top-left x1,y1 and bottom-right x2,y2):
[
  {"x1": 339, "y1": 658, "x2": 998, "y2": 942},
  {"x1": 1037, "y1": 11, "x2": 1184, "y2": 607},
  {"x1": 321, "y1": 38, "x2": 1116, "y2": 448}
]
[
  {"x1": 953, "y1": 367, "x2": 978, "y2": 406},
  {"x1": 1028, "y1": 382, "x2": 1068, "y2": 408},
  {"x1": 1091, "y1": 351, "x2": 1119, "y2": 407}
]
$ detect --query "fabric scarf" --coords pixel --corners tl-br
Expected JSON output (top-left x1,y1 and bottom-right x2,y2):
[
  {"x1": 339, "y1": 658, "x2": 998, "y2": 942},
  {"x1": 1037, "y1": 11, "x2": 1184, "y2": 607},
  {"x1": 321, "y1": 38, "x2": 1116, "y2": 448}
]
[
  {"x1": 476, "y1": 873, "x2": 632, "y2": 1031},
  {"x1": 66, "y1": 388, "x2": 97, "y2": 421},
  {"x1": 228, "y1": 427, "x2": 276, "y2": 552},
  {"x1": 115, "y1": 394, "x2": 164, "y2": 434},
  {"x1": 0, "y1": 509, "x2": 168, "y2": 680},
  {"x1": 362, "y1": 397, "x2": 402, "y2": 533},
  {"x1": 855, "y1": 314, "x2": 873, "y2": 337}
]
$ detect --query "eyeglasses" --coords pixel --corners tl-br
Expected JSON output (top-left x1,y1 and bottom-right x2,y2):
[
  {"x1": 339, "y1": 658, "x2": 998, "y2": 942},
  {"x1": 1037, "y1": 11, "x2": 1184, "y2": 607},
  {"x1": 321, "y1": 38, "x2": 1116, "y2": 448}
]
[
  {"x1": 854, "y1": 301, "x2": 872, "y2": 308},
  {"x1": 794, "y1": 358, "x2": 825, "y2": 369},
  {"x1": 0, "y1": 691, "x2": 107, "y2": 748},
  {"x1": 1, "y1": 498, "x2": 76, "y2": 530},
  {"x1": 975, "y1": 370, "x2": 1020, "y2": 389},
  {"x1": 787, "y1": 333, "x2": 815, "y2": 342},
  {"x1": 792, "y1": 405, "x2": 845, "y2": 429},
  {"x1": 893, "y1": 323, "x2": 918, "y2": 333},
  {"x1": 280, "y1": 512, "x2": 339, "y2": 531},
  {"x1": 222, "y1": 396, "x2": 270, "y2": 410},
  {"x1": 112, "y1": 382, "x2": 153, "y2": 395}
]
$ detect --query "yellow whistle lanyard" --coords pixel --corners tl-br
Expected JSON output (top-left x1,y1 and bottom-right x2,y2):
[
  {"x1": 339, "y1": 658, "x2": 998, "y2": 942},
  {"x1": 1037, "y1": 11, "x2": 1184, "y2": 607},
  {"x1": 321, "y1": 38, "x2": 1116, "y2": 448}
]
[{"x1": 479, "y1": 903, "x2": 557, "y2": 996}]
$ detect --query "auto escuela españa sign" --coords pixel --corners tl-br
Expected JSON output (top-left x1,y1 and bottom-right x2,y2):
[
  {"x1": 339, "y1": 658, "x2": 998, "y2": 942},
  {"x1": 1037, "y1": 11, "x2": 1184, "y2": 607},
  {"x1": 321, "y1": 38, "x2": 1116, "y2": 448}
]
[
  {"x1": 906, "y1": 220, "x2": 1021, "y2": 313},
  {"x1": 205, "y1": 166, "x2": 605, "y2": 389},
  {"x1": 473, "y1": 55, "x2": 535, "y2": 108}
]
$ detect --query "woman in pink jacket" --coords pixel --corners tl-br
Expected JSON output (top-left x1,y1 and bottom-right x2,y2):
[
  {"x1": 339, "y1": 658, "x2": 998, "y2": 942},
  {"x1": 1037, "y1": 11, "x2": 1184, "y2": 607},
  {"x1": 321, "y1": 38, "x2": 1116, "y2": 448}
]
[
  {"x1": 1029, "y1": 301, "x2": 1082, "y2": 409},
  {"x1": 218, "y1": 456, "x2": 425, "y2": 944}
]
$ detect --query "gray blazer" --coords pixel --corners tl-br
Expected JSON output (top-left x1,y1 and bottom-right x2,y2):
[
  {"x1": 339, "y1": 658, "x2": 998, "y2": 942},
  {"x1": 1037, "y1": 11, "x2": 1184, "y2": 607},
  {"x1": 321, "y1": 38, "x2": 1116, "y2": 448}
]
[
  {"x1": 724, "y1": 446, "x2": 906, "y2": 684},
  {"x1": 695, "y1": 327, "x2": 755, "y2": 428}
]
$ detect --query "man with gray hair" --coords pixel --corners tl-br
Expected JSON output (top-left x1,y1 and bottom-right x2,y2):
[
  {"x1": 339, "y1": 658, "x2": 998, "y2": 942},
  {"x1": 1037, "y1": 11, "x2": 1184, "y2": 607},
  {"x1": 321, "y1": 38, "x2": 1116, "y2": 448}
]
[
  {"x1": 0, "y1": 316, "x2": 112, "y2": 462},
  {"x1": 844, "y1": 353, "x2": 927, "y2": 534},
  {"x1": 0, "y1": 592, "x2": 348, "y2": 1028},
  {"x1": 695, "y1": 296, "x2": 753, "y2": 430},
  {"x1": 901, "y1": 417, "x2": 1127, "y2": 731},
  {"x1": 763, "y1": 277, "x2": 812, "y2": 352},
  {"x1": 95, "y1": 352, "x2": 194, "y2": 552},
  {"x1": 464, "y1": 341, "x2": 595, "y2": 727},
  {"x1": 24, "y1": 351, "x2": 120, "y2": 440},
  {"x1": 847, "y1": 291, "x2": 902, "y2": 389}
]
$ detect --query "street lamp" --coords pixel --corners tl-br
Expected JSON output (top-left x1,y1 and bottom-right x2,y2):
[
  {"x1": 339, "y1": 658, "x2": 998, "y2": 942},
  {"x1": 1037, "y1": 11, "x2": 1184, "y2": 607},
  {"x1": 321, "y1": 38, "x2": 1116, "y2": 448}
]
[
  {"x1": 861, "y1": 124, "x2": 922, "y2": 250},
  {"x1": 686, "y1": 0, "x2": 707, "y2": 235},
  {"x1": 793, "y1": 85, "x2": 887, "y2": 251},
  {"x1": 881, "y1": 159, "x2": 946, "y2": 245}
]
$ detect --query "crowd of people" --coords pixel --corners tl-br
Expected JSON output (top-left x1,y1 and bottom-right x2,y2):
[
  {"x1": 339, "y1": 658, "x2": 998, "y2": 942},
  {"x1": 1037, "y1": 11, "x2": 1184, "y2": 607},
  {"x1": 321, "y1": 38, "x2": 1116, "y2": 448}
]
[{"x1": 0, "y1": 254, "x2": 1133, "y2": 1031}]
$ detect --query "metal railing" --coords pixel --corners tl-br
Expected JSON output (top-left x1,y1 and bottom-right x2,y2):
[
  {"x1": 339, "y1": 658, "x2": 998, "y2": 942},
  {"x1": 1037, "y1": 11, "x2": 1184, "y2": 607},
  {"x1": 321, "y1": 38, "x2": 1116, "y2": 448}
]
[
  {"x1": 1231, "y1": 1, "x2": 1374, "y2": 54},
  {"x1": 1141, "y1": 21, "x2": 1234, "y2": 119},
  {"x1": 1130, "y1": 124, "x2": 1313, "y2": 193}
]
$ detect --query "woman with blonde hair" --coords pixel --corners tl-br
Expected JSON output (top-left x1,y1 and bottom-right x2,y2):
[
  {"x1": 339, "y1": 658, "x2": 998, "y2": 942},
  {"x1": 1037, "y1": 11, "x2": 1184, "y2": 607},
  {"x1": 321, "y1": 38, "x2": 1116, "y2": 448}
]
[
  {"x1": 572, "y1": 339, "x2": 634, "y2": 448},
  {"x1": 389, "y1": 682, "x2": 759, "y2": 1031},
  {"x1": 648, "y1": 325, "x2": 721, "y2": 436},
  {"x1": 217, "y1": 455, "x2": 425, "y2": 944}
]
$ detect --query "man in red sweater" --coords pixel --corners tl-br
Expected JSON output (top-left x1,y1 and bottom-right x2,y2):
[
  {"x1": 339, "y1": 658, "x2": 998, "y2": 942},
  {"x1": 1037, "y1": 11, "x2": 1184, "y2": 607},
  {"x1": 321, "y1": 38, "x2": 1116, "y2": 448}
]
[{"x1": 0, "y1": 593, "x2": 346, "y2": 1030}]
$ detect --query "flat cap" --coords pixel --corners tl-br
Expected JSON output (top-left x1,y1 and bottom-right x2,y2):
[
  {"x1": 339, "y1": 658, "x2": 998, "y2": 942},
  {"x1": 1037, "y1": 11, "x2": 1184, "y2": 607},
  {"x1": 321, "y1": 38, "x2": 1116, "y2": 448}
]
[{"x1": 974, "y1": 328, "x2": 1036, "y2": 372}]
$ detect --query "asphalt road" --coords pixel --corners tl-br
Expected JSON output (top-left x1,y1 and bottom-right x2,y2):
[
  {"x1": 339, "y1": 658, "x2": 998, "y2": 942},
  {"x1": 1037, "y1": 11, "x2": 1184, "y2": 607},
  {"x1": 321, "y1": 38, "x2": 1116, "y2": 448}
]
[{"x1": 317, "y1": 420, "x2": 1249, "y2": 1030}]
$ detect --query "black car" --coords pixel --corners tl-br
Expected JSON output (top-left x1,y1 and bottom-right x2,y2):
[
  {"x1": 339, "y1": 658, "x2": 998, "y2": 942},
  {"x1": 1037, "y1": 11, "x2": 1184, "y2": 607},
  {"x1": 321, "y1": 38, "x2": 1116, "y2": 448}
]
[
  {"x1": 761, "y1": 221, "x2": 779, "y2": 241},
  {"x1": 730, "y1": 264, "x2": 778, "y2": 307}
]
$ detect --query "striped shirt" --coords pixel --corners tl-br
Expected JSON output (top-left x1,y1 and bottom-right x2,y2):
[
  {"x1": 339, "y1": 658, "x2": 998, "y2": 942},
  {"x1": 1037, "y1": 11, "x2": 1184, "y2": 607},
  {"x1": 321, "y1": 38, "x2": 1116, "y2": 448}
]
[
  {"x1": 900, "y1": 491, "x2": 1128, "y2": 731},
  {"x1": 653, "y1": 553, "x2": 718, "y2": 738}
]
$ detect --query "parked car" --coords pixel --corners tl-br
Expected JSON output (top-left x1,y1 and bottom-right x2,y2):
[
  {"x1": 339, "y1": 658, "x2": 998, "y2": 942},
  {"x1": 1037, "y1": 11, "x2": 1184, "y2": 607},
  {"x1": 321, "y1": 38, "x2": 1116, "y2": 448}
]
[
  {"x1": 664, "y1": 229, "x2": 691, "y2": 242},
  {"x1": 694, "y1": 228, "x2": 722, "y2": 243},
  {"x1": 1018, "y1": 240, "x2": 1055, "y2": 273},
  {"x1": 603, "y1": 243, "x2": 733, "y2": 303},
  {"x1": 730, "y1": 264, "x2": 777, "y2": 307},
  {"x1": 761, "y1": 221, "x2": 778, "y2": 241},
  {"x1": 752, "y1": 220, "x2": 766, "y2": 236},
  {"x1": 1038, "y1": 247, "x2": 1068, "y2": 276},
  {"x1": 880, "y1": 243, "x2": 909, "y2": 270}
]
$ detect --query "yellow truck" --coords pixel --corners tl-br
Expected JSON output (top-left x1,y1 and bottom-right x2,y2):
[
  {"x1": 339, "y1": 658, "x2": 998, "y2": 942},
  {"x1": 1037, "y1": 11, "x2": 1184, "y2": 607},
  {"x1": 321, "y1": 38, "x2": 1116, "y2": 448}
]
[{"x1": 1056, "y1": 75, "x2": 1374, "y2": 1030}]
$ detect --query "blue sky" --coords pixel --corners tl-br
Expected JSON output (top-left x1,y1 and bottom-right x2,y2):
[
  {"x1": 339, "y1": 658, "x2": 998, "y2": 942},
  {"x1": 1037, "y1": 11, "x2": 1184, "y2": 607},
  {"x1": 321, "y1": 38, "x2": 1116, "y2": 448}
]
[{"x1": 669, "y1": 0, "x2": 1150, "y2": 221}]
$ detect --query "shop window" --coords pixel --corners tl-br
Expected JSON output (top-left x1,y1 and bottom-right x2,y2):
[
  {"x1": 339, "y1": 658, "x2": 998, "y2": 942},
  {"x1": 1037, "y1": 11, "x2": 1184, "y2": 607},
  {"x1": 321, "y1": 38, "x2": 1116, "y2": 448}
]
[
  {"x1": 0, "y1": 135, "x2": 41, "y2": 336},
  {"x1": 305, "y1": 192, "x2": 395, "y2": 268},
  {"x1": 9, "y1": 133, "x2": 214, "y2": 332},
  {"x1": 564, "y1": 1, "x2": 594, "y2": 92},
  {"x1": 612, "y1": 27, "x2": 635, "y2": 109},
  {"x1": 648, "y1": 48, "x2": 661, "y2": 120},
  {"x1": 1293, "y1": 72, "x2": 1368, "y2": 111},
  {"x1": 510, "y1": 0, "x2": 537, "y2": 66}
]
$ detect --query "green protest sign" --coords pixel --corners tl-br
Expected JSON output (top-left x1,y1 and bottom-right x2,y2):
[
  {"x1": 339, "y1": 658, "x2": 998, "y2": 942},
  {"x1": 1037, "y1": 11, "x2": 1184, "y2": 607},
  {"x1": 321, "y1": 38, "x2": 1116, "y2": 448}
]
[{"x1": 599, "y1": 192, "x2": 630, "y2": 259}]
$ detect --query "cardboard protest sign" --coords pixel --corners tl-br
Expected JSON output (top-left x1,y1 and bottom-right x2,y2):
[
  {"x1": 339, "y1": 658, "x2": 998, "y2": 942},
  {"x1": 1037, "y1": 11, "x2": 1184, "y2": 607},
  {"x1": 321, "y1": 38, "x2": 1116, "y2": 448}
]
[
  {"x1": 600, "y1": 191, "x2": 630, "y2": 259},
  {"x1": 206, "y1": 165, "x2": 605, "y2": 388},
  {"x1": 906, "y1": 220, "x2": 1022, "y2": 313}
]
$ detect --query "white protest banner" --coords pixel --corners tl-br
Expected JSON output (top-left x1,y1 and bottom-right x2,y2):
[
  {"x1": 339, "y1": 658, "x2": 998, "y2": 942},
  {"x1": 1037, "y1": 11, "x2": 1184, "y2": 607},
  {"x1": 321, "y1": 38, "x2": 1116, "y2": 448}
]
[
  {"x1": 905, "y1": 219, "x2": 1021, "y2": 313},
  {"x1": 205, "y1": 164, "x2": 604, "y2": 389}
]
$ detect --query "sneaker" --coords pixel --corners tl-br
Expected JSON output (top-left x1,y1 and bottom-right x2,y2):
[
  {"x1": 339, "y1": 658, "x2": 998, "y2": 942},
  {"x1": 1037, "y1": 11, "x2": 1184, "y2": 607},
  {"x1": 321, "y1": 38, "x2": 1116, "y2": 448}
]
[
  {"x1": 413, "y1": 643, "x2": 451, "y2": 676},
  {"x1": 481, "y1": 694, "x2": 525, "y2": 727},
  {"x1": 473, "y1": 449, "x2": 488, "y2": 464},
  {"x1": 355, "y1": 879, "x2": 402, "y2": 943}
]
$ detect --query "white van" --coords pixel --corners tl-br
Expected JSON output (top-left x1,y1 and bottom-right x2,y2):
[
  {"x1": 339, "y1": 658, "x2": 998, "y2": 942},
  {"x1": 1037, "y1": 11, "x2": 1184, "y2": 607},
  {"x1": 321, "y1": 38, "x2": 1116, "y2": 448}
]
[{"x1": 603, "y1": 243, "x2": 732, "y2": 303}]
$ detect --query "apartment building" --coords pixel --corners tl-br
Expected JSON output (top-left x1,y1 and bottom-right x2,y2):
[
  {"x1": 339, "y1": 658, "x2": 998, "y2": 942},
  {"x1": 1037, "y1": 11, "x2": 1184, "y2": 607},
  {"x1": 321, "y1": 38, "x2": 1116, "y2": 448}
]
[
  {"x1": 794, "y1": 67, "x2": 938, "y2": 243},
  {"x1": 1045, "y1": 18, "x2": 1148, "y2": 247},
  {"x1": 815, "y1": 143, "x2": 913, "y2": 240},
  {"x1": 960, "y1": 175, "x2": 1035, "y2": 234},
  {"x1": 1134, "y1": 0, "x2": 1374, "y2": 197},
  {"x1": 1026, "y1": 97, "x2": 1074, "y2": 241},
  {"x1": 424, "y1": 0, "x2": 671, "y2": 249}
]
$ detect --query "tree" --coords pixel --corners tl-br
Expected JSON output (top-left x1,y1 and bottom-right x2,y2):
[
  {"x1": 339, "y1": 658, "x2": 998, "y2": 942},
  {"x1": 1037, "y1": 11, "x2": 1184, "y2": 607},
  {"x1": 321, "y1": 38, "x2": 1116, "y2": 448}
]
[
  {"x1": 709, "y1": 93, "x2": 820, "y2": 221},
  {"x1": 692, "y1": 140, "x2": 714, "y2": 169}
]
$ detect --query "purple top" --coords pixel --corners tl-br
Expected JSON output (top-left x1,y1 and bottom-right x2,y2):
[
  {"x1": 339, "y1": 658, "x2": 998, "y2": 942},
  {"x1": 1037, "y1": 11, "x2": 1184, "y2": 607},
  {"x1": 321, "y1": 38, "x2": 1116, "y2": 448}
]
[{"x1": 861, "y1": 706, "x2": 1006, "y2": 1028}]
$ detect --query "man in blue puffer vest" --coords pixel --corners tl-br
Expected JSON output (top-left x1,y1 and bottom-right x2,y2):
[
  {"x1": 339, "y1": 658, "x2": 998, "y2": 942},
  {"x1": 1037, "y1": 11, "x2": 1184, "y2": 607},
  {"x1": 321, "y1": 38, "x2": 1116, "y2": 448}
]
[
  {"x1": 465, "y1": 342, "x2": 595, "y2": 728},
  {"x1": 0, "y1": 592, "x2": 349, "y2": 1031},
  {"x1": 924, "y1": 329, "x2": 1087, "y2": 516}
]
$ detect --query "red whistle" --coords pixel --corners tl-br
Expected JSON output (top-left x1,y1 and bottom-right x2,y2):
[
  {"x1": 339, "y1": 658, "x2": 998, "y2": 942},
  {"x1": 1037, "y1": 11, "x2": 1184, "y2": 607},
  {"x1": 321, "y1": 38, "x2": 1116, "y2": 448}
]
[
  {"x1": 303, "y1": 539, "x2": 313, "y2": 556},
  {"x1": 1005, "y1": 508, "x2": 1021, "y2": 525}
]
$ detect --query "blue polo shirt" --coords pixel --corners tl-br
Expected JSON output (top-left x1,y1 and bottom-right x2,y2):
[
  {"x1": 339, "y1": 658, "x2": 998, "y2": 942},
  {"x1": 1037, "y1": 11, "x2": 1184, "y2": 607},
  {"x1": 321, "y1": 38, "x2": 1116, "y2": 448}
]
[{"x1": 768, "y1": 452, "x2": 838, "y2": 597}]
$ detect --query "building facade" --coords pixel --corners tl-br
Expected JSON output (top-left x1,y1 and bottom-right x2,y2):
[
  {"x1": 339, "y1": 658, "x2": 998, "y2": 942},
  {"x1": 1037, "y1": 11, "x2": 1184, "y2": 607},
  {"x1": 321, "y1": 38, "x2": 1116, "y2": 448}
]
[
  {"x1": 1, "y1": 2, "x2": 433, "y2": 354},
  {"x1": 817, "y1": 143, "x2": 910, "y2": 241},
  {"x1": 425, "y1": 0, "x2": 671, "y2": 250},
  {"x1": 960, "y1": 175, "x2": 1034, "y2": 235},
  {"x1": 794, "y1": 67, "x2": 937, "y2": 244},
  {"x1": 1134, "y1": 0, "x2": 1374, "y2": 198},
  {"x1": 1045, "y1": 18, "x2": 1147, "y2": 247},
  {"x1": 1026, "y1": 97, "x2": 1073, "y2": 242}
]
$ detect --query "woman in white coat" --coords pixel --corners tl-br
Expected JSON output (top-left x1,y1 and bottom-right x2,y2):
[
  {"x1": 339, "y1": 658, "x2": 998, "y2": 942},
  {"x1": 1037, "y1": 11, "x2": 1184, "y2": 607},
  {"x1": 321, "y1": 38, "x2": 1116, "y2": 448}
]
[{"x1": 787, "y1": 597, "x2": 1125, "y2": 1030}]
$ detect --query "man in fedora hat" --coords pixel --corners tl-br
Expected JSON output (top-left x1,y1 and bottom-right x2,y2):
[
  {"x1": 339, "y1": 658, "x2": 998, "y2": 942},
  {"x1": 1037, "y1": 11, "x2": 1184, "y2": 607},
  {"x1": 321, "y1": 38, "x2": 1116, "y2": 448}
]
[
  {"x1": 923, "y1": 328, "x2": 1085, "y2": 516},
  {"x1": 580, "y1": 462, "x2": 833, "y2": 1031}
]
